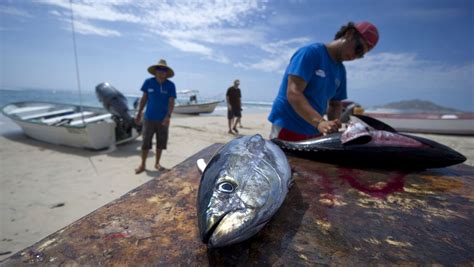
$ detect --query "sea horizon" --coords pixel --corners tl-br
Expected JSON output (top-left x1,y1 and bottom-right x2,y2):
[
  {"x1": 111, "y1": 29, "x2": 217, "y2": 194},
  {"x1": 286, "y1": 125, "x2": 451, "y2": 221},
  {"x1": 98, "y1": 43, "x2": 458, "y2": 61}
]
[
  {"x1": 0, "y1": 87, "x2": 273, "y2": 116},
  {"x1": 1, "y1": 87, "x2": 472, "y2": 113}
]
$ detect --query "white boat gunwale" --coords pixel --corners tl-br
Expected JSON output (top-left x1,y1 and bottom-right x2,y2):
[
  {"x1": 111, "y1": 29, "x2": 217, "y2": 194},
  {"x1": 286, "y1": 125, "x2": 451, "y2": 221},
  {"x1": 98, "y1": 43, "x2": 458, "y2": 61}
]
[
  {"x1": 2, "y1": 101, "x2": 114, "y2": 129},
  {"x1": 42, "y1": 111, "x2": 95, "y2": 125},
  {"x1": 20, "y1": 108, "x2": 76, "y2": 120}
]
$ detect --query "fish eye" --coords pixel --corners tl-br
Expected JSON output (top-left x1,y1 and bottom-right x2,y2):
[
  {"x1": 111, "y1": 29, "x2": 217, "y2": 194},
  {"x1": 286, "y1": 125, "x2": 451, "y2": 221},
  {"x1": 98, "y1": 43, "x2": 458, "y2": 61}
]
[{"x1": 217, "y1": 182, "x2": 235, "y2": 193}]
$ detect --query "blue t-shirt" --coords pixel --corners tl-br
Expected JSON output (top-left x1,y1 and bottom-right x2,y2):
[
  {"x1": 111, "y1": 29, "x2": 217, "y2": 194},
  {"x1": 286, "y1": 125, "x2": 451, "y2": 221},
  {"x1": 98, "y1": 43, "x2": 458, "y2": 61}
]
[
  {"x1": 140, "y1": 78, "x2": 177, "y2": 121},
  {"x1": 268, "y1": 43, "x2": 347, "y2": 135}
]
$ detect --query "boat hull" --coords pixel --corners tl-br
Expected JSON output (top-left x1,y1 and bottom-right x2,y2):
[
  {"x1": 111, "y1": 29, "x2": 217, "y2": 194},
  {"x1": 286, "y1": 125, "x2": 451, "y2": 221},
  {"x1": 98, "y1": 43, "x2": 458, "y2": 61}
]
[
  {"x1": 2, "y1": 101, "x2": 140, "y2": 150},
  {"x1": 14, "y1": 118, "x2": 116, "y2": 149},
  {"x1": 173, "y1": 101, "x2": 220, "y2": 115},
  {"x1": 365, "y1": 112, "x2": 474, "y2": 135}
]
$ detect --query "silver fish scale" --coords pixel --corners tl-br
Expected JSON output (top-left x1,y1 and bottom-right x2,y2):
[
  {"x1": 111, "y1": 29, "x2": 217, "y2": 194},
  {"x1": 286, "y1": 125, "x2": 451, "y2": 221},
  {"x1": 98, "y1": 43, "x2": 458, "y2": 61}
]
[{"x1": 225, "y1": 141, "x2": 276, "y2": 210}]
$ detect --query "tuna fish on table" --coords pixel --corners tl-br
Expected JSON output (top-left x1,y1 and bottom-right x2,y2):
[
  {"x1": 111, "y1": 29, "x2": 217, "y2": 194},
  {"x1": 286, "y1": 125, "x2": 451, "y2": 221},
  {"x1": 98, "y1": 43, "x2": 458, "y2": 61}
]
[
  {"x1": 195, "y1": 115, "x2": 466, "y2": 248},
  {"x1": 197, "y1": 134, "x2": 292, "y2": 248},
  {"x1": 272, "y1": 114, "x2": 466, "y2": 169}
]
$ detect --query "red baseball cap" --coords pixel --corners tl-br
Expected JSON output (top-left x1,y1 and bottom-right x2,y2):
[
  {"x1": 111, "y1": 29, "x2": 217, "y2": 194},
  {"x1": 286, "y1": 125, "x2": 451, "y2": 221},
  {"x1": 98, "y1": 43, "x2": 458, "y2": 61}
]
[{"x1": 355, "y1": 21, "x2": 379, "y2": 50}]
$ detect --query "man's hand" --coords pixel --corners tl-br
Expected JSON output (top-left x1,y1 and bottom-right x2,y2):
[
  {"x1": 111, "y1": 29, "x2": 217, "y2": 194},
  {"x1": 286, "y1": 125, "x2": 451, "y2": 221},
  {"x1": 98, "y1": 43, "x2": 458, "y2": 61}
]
[
  {"x1": 317, "y1": 119, "x2": 341, "y2": 135},
  {"x1": 162, "y1": 117, "x2": 171, "y2": 126},
  {"x1": 134, "y1": 113, "x2": 142, "y2": 125}
]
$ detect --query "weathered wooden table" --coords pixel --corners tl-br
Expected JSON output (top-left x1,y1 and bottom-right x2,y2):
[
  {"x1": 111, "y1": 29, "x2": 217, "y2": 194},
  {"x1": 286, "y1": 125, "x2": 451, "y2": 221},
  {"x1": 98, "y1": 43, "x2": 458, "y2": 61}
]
[{"x1": 3, "y1": 143, "x2": 474, "y2": 266}]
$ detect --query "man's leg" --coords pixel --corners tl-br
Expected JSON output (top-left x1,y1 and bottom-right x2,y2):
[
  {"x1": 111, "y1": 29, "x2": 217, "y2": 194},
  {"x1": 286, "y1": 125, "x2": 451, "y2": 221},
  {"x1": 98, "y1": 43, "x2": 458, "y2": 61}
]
[
  {"x1": 232, "y1": 109, "x2": 242, "y2": 133},
  {"x1": 228, "y1": 118, "x2": 235, "y2": 134},
  {"x1": 227, "y1": 109, "x2": 235, "y2": 134},
  {"x1": 155, "y1": 122, "x2": 168, "y2": 170},
  {"x1": 136, "y1": 119, "x2": 153, "y2": 174},
  {"x1": 238, "y1": 108, "x2": 243, "y2": 128},
  {"x1": 135, "y1": 149, "x2": 148, "y2": 174},
  {"x1": 233, "y1": 117, "x2": 241, "y2": 130},
  {"x1": 155, "y1": 148, "x2": 163, "y2": 170}
]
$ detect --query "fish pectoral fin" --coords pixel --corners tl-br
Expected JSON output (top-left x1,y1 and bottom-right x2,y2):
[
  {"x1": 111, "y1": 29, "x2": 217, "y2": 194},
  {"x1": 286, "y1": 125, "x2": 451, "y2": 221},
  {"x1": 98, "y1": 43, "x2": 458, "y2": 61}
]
[{"x1": 197, "y1": 158, "x2": 207, "y2": 173}]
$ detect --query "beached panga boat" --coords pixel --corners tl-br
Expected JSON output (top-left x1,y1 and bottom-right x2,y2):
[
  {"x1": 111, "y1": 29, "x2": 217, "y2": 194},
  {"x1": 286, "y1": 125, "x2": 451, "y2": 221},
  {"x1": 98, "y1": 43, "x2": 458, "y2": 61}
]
[
  {"x1": 1, "y1": 83, "x2": 141, "y2": 150},
  {"x1": 173, "y1": 90, "x2": 222, "y2": 115},
  {"x1": 341, "y1": 101, "x2": 474, "y2": 136},
  {"x1": 362, "y1": 110, "x2": 474, "y2": 135}
]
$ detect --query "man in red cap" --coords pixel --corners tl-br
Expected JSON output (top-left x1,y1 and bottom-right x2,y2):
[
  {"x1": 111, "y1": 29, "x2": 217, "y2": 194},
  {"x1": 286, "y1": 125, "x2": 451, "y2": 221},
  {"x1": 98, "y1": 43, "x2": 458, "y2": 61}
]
[{"x1": 268, "y1": 21, "x2": 379, "y2": 141}]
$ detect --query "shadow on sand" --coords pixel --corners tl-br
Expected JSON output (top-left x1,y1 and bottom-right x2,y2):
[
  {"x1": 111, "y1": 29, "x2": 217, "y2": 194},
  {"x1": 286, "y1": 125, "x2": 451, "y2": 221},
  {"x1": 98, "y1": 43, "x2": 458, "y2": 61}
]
[{"x1": 1, "y1": 129, "x2": 143, "y2": 159}]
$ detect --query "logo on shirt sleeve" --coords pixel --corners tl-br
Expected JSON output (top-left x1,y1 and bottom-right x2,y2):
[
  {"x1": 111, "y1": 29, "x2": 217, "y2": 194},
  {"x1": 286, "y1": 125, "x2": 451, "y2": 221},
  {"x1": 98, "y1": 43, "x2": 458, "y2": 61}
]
[
  {"x1": 315, "y1": 69, "x2": 326, "y2": 78},
  {"x1": 148, "y1": 88, "x2": 154, "y2": 93}
]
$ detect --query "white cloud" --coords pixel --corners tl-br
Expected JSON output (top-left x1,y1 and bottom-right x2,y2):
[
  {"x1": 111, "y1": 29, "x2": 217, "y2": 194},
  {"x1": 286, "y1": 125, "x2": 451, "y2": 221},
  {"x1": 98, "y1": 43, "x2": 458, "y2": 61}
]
[
  {"x1": 346, "y1": 52, "x2": 474, "y2": 93},
  {"x1": 259, "y1": 37, "x2": 310, "y2": 54},
  {"x1": 0, "y1": 5, "x2": 33, "y2": 18},
  {"x1": 69, "y1": 19, "x2": 121, "y2": 37},
  {"x1": 237, "y1": 57, "x2": 289, "y2": 73},
  {"x1": 36, "y1": 0, "x2": 268, "y2": 62},
  {"x1": 165, "y1": 39, "x2": 212, "y2": 56},
  {"x1": 49, "y1": 10, "x2": 121, "y2": 37},
  {"x1": 38, "y1": 0, "x2": 140, "y2": 22},
  {"x1": 236, "y1": 37, "x2": 310, "y2": 72},
  {"x1": 161, "y1": 28, "x2": 266, "y2": 46}
]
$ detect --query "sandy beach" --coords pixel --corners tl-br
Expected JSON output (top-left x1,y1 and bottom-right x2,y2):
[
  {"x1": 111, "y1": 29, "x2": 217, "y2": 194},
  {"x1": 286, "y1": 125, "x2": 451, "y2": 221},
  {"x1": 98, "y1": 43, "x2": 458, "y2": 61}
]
[{"x1": 1, "y1": 112, "x2": 473, "y2": 260}]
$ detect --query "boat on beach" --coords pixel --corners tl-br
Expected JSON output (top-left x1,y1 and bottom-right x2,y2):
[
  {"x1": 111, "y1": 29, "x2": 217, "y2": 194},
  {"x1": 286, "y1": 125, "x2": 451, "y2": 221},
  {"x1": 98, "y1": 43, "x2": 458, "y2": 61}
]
[
  {"x1": 173, "y1": 90, "x2": 221, "y2": 115},
  {"x1": 1, "y1": 101, "x2": 140, "y2": 150},
  {"x1": 1, "y1": 83, "x2": 142, "y2": 150},
  {"x1": 341, "y1": 100, "x2": 474, "y2": 135},
  {"x1": 362, "y1": 110, "x2": 474, "y2": 135}
]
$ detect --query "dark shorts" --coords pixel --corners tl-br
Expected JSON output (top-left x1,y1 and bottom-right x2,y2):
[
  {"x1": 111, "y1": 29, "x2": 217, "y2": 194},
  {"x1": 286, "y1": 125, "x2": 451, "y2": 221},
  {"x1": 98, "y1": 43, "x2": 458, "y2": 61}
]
[
  {"x1": 142, "y1": 119, "x2": 169, "y2": 150},
  {"x1": 227, "y1": 107, "x2": 242, "y2": 119}
]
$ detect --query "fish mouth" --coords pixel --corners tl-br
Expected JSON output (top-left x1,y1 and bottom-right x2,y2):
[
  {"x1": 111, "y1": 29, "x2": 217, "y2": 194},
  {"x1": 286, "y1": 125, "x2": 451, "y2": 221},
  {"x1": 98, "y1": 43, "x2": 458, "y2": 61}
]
[
  {"x1": 201, "y1": 209, "x2": 258, "y2": 248},
  {"x1": 202, "y1": 211, "x2": 230, "y2": 245}
]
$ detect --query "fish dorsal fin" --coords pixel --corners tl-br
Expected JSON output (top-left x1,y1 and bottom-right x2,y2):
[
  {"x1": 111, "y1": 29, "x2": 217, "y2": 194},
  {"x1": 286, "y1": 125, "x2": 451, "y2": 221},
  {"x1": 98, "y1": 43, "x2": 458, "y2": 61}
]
[
  {"x1": 352, "y1": 114, "x2": 397, "y2": 132},
  {"x1": 247, "y1": 134, "x2": 265, "y2": 153},
  {"x1": 197, "y1": 158, "x2": 207, "y2": 173}
]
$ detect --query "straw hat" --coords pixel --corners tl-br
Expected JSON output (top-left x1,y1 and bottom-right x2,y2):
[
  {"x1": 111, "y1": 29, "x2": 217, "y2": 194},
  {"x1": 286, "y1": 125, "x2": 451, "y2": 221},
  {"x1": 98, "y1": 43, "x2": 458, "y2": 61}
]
[{"x1": 147, "y1": 59, "x2": 174, "y2": 78}]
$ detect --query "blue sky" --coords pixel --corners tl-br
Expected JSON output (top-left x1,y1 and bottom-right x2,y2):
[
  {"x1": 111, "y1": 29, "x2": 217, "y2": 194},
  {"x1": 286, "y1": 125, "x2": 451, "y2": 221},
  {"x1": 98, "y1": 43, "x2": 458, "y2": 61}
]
[{"x1": 1, "y1": 0, "x2": 473, "y2": 110}]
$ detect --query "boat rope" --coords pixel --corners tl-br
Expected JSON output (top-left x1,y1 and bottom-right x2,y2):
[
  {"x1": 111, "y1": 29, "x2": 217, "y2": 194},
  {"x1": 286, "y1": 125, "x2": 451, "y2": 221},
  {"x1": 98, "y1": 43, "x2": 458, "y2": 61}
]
[{"x1": 69, "y1": 0, "x2": 86, "y2": 126}]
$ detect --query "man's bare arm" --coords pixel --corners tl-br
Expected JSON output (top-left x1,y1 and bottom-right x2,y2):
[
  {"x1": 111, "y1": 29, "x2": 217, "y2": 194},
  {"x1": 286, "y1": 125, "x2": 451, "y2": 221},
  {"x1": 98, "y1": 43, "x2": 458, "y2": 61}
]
[
  {"x1": 286, "y1": 75, "x2": 324, "y2": 127},
  {"x1": 134, "y1": 92, "x2": 148, "y2": 124},
  {"x1": 286, "y1": 75, "x2": 340, "y2": 134}
]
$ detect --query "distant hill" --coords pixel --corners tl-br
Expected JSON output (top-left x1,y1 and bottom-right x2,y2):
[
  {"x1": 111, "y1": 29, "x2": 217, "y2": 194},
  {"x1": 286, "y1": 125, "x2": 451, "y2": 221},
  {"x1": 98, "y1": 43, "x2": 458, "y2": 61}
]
[{"x1": 374, "y1": 99, "x2": 461, "y2": 113}]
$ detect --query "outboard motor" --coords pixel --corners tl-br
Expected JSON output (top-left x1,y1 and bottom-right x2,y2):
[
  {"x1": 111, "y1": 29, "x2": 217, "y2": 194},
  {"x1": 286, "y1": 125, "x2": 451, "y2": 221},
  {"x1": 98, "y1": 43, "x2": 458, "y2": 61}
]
[{"x1": 95, "y1": 82, "x2": 142, "y2": 139}]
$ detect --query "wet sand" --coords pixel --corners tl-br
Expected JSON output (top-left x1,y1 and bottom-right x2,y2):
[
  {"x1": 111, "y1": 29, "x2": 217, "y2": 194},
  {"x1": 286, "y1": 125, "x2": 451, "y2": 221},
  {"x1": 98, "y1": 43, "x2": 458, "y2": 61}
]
[{"x1": 0, "y1": 112, "x2": 472, "y2": 260}]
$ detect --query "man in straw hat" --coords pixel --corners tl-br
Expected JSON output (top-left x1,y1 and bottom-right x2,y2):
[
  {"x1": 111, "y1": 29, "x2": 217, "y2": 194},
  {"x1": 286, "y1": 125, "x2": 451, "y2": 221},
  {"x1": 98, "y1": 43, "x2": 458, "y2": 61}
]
[
  {"x1": 268, "y1": 21, "x2": 379, "y2": 141},
  {"x1": 135, "y1": 59, "x2": 176, "y2": 174}
]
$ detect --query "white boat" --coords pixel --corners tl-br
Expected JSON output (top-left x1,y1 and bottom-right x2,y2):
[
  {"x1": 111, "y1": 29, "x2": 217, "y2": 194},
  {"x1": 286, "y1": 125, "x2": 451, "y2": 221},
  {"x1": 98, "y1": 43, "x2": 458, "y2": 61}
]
[
  {"x1": 363, "y1": 110, "x2": 474, "y2": 135},
  {"x1": 1, "y1": 101, "x2": 140, "y2": 150},
  {"x1": 173, "y1": 90, "x2": 221, "y2": 115}
]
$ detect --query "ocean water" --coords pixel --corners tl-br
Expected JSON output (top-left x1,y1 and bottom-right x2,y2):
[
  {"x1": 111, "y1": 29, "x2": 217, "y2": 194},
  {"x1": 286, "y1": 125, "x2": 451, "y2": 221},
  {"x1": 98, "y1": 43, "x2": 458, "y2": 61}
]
[{"x1": 0, "y1": 88, "x2": 272, "y2": 116}]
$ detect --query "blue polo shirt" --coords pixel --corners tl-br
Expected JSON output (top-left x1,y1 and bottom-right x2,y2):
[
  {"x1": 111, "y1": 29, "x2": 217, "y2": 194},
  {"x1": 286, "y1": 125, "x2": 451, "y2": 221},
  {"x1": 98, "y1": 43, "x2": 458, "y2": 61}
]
[
  {"x1": 141, "y1": 78, "x2": 176, "y2": 121},
  {"x1": 268, "y1": 43, "x2": 347, "y2": 135}
]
